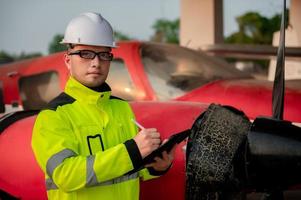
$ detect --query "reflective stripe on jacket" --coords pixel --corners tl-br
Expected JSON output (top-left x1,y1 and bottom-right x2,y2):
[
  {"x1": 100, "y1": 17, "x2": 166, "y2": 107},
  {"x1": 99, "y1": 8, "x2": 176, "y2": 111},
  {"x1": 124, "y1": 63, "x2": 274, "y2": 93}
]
[{"x1": 32, "y1": 77, "x2": 156, "y2": 200}]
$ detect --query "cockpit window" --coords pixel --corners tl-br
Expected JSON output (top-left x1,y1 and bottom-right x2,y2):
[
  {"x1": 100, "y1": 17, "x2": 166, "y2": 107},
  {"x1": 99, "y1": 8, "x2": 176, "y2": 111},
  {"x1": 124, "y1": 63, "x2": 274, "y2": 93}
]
[
  {"x1": 140, "y1": 43, "x2": 248, "y2": 100},
  {"x1": 19, "y1": 71, "x2": 61, "y2": 110},
  {"x1": 107, "y1": 58, "x2": 140, "y2": 100}
]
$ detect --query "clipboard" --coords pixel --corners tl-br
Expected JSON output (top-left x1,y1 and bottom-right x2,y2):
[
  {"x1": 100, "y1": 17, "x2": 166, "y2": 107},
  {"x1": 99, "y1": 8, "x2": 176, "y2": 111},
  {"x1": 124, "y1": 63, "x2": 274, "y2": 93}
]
[{"x1": 142, "y1": 129, "x2": 191, "y2": 165}]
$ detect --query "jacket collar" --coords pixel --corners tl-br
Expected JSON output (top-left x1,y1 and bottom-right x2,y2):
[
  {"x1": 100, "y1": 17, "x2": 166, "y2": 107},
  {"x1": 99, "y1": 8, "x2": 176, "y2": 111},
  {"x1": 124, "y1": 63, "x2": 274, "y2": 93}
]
[{"x1": 64, "y1": 77, "x2": 111, "y2": 105}]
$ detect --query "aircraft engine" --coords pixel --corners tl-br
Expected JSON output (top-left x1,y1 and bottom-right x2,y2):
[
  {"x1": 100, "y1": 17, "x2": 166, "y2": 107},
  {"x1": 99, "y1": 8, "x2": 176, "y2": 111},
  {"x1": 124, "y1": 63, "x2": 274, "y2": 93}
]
[
  {"x1": 186, "y1": 104, "x2": 301, "y2": 200},
  {"x1": 246, "y1": 117, "x2": 301, "y2": 192}
]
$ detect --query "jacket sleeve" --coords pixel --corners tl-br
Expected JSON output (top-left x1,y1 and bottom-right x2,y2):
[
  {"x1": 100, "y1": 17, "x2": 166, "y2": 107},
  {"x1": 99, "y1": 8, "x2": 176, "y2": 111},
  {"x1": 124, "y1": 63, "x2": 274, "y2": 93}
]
[{"x1": 32, "y1": 109, "x2": 139, "y2": 192}]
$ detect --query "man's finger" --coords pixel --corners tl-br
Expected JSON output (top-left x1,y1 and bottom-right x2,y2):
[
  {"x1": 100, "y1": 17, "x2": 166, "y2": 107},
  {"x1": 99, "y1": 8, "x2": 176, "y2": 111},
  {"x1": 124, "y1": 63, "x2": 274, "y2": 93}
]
[
  {"x1": 144, "y1": 157, "x2": 162, "y2": 168},
  {"x1": 169, "y1": 144, "x2": 178, "y2": 155},
  {"x1": 162, "y1": 151, "x2": 169, "y2": 160},
  {"x1": 154, "y1": 156, "x2": 163, "y2": 162},
  {"x1": 145, "y1": 163, "x2": 154, "y2": 168},
  {"x1": 152, "y1": 138, "x2": 161, "y2": 145}
]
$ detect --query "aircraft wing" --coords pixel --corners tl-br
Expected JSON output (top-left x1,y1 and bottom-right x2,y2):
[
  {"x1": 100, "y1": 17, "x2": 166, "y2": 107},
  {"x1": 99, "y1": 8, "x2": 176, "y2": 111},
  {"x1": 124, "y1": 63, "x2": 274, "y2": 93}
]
[{"x1": 201, "y1": 44, "x2": 301, "y2": 61}]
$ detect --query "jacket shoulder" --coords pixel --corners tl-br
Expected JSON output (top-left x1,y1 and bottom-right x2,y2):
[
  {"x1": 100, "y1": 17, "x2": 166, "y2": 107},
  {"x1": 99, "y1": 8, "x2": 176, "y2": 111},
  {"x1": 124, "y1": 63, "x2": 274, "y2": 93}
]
[
  {"x1": 46, "y1": 92, "x2": 76, "y2": 111},
  {"x1": 110, "y1": 95, "x2": 126, "y2": 101}
]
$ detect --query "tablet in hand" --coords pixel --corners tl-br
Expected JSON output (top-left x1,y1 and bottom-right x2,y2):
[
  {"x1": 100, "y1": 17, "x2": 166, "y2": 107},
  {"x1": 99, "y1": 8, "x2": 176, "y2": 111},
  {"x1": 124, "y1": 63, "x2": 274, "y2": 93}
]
[{"x1": 142, "y1": 129, "x2": 190, "y2": 165}]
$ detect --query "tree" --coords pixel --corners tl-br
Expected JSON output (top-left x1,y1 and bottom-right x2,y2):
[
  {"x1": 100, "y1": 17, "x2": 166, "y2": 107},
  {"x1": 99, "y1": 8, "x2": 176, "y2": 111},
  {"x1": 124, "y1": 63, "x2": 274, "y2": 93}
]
[
  {"x1": 225, "y1": 10, "x2": 289, "y2": 45},
  {"x1": 0, "y1": 51, "x2": 42, "y2": 64},
  {"x1": 17, "y1": 52, "x2": 42, "y2": 60},
  {"x1": 151, "y1": 18, "x2": 179, "y2": 44},
  {"x1": 0, "y1": 51, "x2": 15, "y2": 64},
  {"x1": 224, "y1": 10, "x2": 289, "y2": 72},
  {"x1": 48, "y1": 34, "x2": 67, "y2": 54},
  {"x1": 114, "y1": 31, "x2": 132, "y2": 41}
]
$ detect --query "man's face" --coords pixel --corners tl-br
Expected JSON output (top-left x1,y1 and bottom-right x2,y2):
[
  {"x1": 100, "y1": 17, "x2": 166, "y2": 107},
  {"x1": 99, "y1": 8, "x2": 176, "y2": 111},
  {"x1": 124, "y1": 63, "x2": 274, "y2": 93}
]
[{"x1": 64, "y1": 45, "x2": 112, "y2": 87}]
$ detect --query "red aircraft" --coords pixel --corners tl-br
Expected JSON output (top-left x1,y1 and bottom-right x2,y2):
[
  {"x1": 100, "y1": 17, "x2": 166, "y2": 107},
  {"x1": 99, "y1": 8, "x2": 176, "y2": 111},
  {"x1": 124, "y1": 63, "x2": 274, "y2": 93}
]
[
  {"x1": 1, "y1": 41, "x2": 301, "y2": 122},
  {"x1": 0, "y1": 41, "x2": 214, "y2": 199},
  {"x1": 0, "y1": 41, "x2": 301, "y2": 199}
]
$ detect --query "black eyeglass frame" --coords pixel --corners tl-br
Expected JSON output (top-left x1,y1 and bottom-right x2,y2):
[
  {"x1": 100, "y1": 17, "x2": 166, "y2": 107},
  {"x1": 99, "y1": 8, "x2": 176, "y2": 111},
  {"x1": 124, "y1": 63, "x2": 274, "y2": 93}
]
[{"x1": 68, "y1": 50, "x2": 114, "y2": 61}]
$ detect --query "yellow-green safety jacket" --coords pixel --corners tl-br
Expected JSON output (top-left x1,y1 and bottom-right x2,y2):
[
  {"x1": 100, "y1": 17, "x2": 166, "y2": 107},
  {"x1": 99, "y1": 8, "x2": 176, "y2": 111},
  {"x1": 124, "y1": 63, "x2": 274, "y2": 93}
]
[{"x1": 32, "y1": 77, "x2": 160, "y2": 200}]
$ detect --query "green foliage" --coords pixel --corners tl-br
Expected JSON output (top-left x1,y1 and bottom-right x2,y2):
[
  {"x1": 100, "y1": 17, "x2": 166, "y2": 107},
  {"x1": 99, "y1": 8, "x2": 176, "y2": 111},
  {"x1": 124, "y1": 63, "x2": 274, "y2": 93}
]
[
  {"x1": 225, "y1": 32, "x2": 253, "y2": 44},
  {"x1": 18, "y1": 52, "x2": 42, "y2": 60},
  {"x1": 0, "y1": 51, "x2": 15, "y2": 64},
  {"x1": 225, "y1": 10, "x2": 289, "y2": 71},
  {"x1": 0, "y1": 51, "x2": 42, "y2": 64},
  {"x1": 48, "y1": 34, "x2": 67, "y2": 54},
  {"x1": 225, "y1": 10, "x2": 289, "y2": 45},
  {"x1": 114, "y1": 31, "x2": 132, "y2": 41},
  {"x1": 151, "y1": 18, "x2": 179, "y2": 44}
]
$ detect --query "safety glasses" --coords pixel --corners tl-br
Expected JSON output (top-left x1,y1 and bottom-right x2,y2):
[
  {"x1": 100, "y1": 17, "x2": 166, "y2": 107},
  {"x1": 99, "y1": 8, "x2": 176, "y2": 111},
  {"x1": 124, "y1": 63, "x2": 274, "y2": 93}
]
[{"x1": 68, "y1": 50, "x2": 114, "y2": 61}]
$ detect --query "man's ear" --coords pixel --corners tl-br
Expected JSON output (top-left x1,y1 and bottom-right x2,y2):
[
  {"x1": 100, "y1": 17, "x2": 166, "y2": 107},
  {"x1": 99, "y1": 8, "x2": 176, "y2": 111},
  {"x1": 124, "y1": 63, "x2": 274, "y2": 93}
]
[{"x1": 64, "y1": 53, "x2": 71, "y2": 71}]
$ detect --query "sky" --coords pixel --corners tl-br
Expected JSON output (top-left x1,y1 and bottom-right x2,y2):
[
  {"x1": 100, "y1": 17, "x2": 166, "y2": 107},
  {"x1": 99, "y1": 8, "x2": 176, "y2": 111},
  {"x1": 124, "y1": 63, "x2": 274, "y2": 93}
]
[{"x1": 0, "y1": 0, "x2": 287, "y2": 55}]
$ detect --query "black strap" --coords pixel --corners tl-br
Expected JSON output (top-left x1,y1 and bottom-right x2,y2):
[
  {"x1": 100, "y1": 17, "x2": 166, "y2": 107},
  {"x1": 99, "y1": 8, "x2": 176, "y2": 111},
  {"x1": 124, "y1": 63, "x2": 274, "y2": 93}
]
[{"x1": 272, "y1": 0, "x2": 286, "y2": 120}]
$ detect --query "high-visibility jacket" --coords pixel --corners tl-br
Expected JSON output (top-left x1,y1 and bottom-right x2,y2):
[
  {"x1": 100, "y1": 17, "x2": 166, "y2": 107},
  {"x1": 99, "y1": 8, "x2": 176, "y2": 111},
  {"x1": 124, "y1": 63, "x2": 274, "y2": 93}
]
[{"x1": 32, "y1": 77, "x2": 158, "y2": 200}]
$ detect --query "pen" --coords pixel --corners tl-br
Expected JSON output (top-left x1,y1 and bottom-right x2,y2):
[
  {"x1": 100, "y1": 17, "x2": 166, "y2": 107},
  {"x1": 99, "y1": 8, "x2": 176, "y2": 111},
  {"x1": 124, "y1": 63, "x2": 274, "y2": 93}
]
[{"x1": 131, "y1": 118, "x2": 145, "y2": 130}]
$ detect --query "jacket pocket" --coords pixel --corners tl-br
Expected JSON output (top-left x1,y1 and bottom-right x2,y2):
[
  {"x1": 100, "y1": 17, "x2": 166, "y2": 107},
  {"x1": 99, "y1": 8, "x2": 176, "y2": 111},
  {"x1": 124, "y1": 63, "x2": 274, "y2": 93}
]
[{"x1": 78, "y1": 125, "x2": 104, "y2": 155}]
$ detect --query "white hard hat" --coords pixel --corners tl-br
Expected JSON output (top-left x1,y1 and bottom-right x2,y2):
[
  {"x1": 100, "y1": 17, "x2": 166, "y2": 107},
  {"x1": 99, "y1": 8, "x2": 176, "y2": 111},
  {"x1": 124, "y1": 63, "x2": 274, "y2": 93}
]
[{"x1": 61, "y1": 12, "x2": 117, "y2": 48}]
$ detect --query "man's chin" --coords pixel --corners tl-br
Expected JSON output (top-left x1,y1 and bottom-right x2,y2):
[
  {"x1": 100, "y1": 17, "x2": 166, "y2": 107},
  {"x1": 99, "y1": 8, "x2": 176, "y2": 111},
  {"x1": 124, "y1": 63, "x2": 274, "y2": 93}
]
[{"x1": 84, "y1": 80, "x2": 105, "y2": 88}]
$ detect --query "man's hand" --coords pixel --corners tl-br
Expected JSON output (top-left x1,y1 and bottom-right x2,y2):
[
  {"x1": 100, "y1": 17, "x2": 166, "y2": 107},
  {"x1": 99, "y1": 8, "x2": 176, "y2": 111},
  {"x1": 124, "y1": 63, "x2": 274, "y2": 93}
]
[
  {"x1": 133, "y1": 128, "x2": 161, "y2": 158},
  {"x1": 145, "y1": 140, "x2": 177, "y2": 171}
]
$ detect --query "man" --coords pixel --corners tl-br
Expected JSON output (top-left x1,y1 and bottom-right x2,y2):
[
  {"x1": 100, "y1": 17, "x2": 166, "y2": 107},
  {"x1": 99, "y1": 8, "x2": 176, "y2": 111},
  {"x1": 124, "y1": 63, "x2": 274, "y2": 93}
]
[{"x1": 32, "y1": 12, "x2": 176, "y2": 200}]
